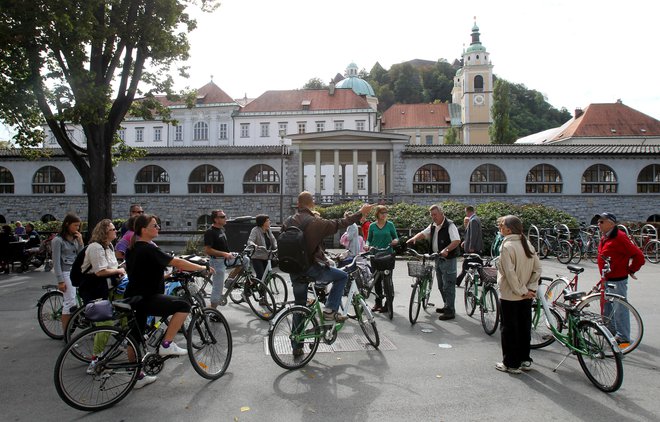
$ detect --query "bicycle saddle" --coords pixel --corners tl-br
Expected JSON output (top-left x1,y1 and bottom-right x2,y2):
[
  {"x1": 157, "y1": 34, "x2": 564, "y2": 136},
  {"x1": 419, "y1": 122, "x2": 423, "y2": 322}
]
[
  {"x1": 566, "y1": 265, "x2": 584, "y2": 274},
  {"x1": 112, "y1": 295, "x2": 142, "y2": 311}
]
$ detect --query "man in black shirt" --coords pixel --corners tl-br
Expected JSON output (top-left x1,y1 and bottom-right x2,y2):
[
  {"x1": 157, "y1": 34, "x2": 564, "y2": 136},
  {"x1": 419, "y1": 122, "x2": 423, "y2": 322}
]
[{"x1": 204, "y1": 209, "x2": 234, "y2": 308}]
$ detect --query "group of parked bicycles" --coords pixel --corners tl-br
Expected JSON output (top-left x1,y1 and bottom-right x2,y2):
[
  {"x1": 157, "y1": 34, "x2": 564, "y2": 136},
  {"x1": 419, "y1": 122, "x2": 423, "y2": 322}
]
[{"x1": 529, "y1": 222, "x2": 660, "y2": 265}]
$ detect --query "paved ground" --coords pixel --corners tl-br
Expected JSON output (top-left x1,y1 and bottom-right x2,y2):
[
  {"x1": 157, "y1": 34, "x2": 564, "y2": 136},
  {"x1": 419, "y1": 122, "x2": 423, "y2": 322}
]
[{"x1": 1, "y1": 255, "x2": 659, "y2": 421}]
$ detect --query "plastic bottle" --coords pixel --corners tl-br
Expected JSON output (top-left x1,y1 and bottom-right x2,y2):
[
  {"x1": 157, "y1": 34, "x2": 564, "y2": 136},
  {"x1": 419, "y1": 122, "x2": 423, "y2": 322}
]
[{"x1": 147, "y1": 321, "x2": 165, "y2": 348}]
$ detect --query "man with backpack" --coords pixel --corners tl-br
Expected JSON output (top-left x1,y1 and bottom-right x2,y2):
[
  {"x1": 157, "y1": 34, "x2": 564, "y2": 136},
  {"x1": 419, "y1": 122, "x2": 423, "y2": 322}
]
[{"x1": 281, "y1": 192, "x2": 372, "y2": 346}]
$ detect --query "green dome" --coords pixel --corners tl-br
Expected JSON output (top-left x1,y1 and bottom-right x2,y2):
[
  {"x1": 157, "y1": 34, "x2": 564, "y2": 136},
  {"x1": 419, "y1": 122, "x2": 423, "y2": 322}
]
[
  {"x1": 336, "y1": 77, "x2": 376, "y2": 96},
  {"x1": 466, "y1": 43, "x2": 486, "y2": 53}
]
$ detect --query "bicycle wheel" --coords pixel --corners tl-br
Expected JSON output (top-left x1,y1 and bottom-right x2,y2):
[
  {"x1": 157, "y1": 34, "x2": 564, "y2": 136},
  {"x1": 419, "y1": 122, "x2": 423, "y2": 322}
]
[
  {"x1": 556, "y1": 240, "x2": 573, "y2": 264},
  {"x1": 422, "y1": 276, "x2": 433, "y2": 308},
  {"x1": 65, "y1": 305, "x2": 93, "y2": 343},
  {"x1": 463, "y1": 273, "x2": 477, "y2": 316},
  {"x1": 265, "y1": 273, "x2": 289, "y2": 310},
  {"x1": 37, "y1": 290, "x2": 64, "y2": 339},
  {"x1": 480, "y1": 285, "x2": 500, "y2": 335},
  {"x1": 187, "y1": 308, "x2": 232, "y2": 380},
  {"x1": 586, "y1": 241, "x2": 598, "y2": 263},
  {"x1": 576, "y1": 294, "x2": 643, "y2": 354},
  {"x1": 530, "y1": 300, "x2": 562, "y2": 349},
  {"x1": 408, "y1": 281, "x2": 422, "y2": 324},
  {"x1": 268, "y1": 306, "x2": 320, "y2": 370},
  {"x1": 570, "y1": 242, "x2": 583, "y2": 264},
  {"x1": 545, "y1": 278, "x2": 570, "y2": 315},
  {"x1": 539, "y1": 241, "x2": 550, "y2": 259},
  {"x1": 644, "y1": 240, "x2": 660, "y2": 264},
  {"x1": 54, "y1": 327, "x2": 140, "y2": 411},
  {"x1": 384, "y1": 273, "x2": 394, "y2": 320},
  {"x1": 575, "y1": 320, "x2": 623, "y2": 393},
  {"x1": 245, "y1": 278, "x2": 277, "y2": 320},
  {"x1": 355, "y1": 297, "x2": 380, "y2": 348},
  {"x1": 228, "y1": 276, "x2": 245, "y2": 304}
]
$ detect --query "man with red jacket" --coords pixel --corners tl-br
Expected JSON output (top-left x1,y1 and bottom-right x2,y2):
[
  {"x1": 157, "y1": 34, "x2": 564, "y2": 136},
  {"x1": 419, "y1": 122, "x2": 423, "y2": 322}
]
[{"x1": 596, "y1": 212, "x2": 645, "y2": 345}]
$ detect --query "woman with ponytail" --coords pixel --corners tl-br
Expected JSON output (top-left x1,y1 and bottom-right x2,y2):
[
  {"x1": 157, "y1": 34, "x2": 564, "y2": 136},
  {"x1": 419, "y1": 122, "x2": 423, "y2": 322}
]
[{"x1": 494, "y1": 215, "x2": 542, "y2": 374}]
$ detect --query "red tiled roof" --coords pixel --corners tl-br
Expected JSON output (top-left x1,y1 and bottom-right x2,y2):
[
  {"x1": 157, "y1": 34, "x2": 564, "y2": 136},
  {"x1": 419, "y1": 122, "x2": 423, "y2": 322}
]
[
  {"x1": 240, "y1": 89, "x2": 370, "y2": 113},
  {"x1": 554, "y1": 102, "x2": 660, "y2": 140},
  {"x1": 138, "y1": 81, "x2": 236, "y2": 107},
  {"x1": 381, "y1": 103, "x2": 451, "y2": 129}
]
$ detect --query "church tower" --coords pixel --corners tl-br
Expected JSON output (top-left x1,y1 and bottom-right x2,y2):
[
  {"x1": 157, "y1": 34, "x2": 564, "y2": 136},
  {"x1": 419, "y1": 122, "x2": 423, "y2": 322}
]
[{"x1": 452, "y1": 19, "x2": 494, "y2": 144}]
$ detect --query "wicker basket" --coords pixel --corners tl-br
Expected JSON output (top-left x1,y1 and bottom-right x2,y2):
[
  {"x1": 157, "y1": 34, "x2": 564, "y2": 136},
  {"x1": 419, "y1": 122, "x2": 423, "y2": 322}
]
[
  {"x1": 407, "y1": 261, "x2": 433, "y2": 278},
  {"x1": 479, "y1": 266, "x2": 498, "y2": 284}
]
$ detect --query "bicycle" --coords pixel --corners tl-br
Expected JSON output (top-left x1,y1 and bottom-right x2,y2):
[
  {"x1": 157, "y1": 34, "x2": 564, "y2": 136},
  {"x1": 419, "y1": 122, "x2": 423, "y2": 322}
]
[
  {"x1": 256, "y1": 248, "x2": 289, "y2": 309},
  {"x1": 267, "y1": 253, "x2": 379, "y2": 370},
  {"x1": 36, "y1": 285, "x2": 82, "y2": 340},
  {"x1": 462, "y1": 253, "x2": 500, "y2": 335},
  {"x1": 536, "y1": 283, "x2": 623, "y2": 393},
  {"x1": 544, "y1": 257, "x2": 643, "y2": 354},
  {"x1": 216, "y1": 247, "x2": 278, "y2": 320},
  {"x1": 54, "y1": 269, "x2": 232, "y2": 411},
  {"x1": 567, "y1": 223, "x2": 599, "y2": 265},
  {"x1": 368, "y1": 246, "x2": 396, "y2": 320},
  {"x1": 406, "y1": 248, "x2": 439, "y2": 325},
  {"x1": 538, "y1": 225, "x2": 573, "y2": 264},
  {"x1": 627, "y1": 224, "x2": 660, "y2": 264}
]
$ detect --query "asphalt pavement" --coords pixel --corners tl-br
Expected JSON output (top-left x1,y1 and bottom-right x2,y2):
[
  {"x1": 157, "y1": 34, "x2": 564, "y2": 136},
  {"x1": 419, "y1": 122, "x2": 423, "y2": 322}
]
[{"x1": 1, "y1": 256, "x2": 659, "y2": 421}]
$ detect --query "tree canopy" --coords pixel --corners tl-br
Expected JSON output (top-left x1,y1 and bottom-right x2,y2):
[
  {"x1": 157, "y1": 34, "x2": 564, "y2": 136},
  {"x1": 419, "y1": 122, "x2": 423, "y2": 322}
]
[{"x1": 0, "y1": 0, "x2": 218, "y2": 230}]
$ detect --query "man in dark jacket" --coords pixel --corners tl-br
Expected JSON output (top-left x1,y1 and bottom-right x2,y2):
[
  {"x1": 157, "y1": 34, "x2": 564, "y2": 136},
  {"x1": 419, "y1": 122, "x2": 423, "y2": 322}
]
[
  {"x1": 286, "y1": 191, "x2": 372, "y2": 356},
  {"x1": 596, "y1": 212, "x2": 645, "y2": 344}
]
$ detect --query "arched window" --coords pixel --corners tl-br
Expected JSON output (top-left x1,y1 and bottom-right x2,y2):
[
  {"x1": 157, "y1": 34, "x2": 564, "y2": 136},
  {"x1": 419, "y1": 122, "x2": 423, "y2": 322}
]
[
  {"x1": 196, "y1": 215, "x2": 213, "y2": 230},
  {"x1": 582, "y1": 164, "x2": 617, "y2": 193},
  {"x1": 188, "y1": 165, "x2": 224, "y2": 194},
  {"x1": 135, "y1": 165, "x2": 170, "y2": 194},
  {"x1": 526, "y1": 164, "x2": 562, "y2": 193},
  {"x1": 41, "y1": 214, "x2": 57, "y2": 223},
  {"x1": 474, "y1": 75, "x2": 484, "y2": 92},
  {"x1": 412, "y1": 164, "x2": 450, "y2": 193},
  {"x1": 32, "y1": 166, "x2": 65, "y2": 194},
  {"x1": 0, "y1": 166, "x2": 14, "y2": 194},
  {"x1": 637, "y1": 164, "x2": 660, "y2": 193},
  {"x1": 193, "y1": 122, "x2": 209, "y2": 141},
  {"x1": 470, "y1": 164, "x2": 507, "y2": 194},
  {"x1": 83, "y1": 173, "x2": 117, "y2": 193},
  {"x1": 243, "y1": 164, "x2": 280, "y2": 193}
]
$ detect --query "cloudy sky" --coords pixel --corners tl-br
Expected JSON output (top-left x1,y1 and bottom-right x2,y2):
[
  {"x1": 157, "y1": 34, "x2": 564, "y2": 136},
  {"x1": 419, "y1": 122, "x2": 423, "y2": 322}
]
[{"x1": 180, "y1": 0, "x2": 659, "y2": 119}]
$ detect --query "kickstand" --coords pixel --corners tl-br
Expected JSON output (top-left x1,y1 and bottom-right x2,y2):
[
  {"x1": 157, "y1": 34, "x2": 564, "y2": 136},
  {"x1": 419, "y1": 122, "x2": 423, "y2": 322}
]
[{"x1": 553, "y1": 350, "x2": 572, "y2": 372}]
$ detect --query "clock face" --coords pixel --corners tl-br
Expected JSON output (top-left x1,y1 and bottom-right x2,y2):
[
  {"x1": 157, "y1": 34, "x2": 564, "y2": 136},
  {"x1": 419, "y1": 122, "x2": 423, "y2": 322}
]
[{"x1": 473, "y1": 94, "x2": 484, "y2": 105}]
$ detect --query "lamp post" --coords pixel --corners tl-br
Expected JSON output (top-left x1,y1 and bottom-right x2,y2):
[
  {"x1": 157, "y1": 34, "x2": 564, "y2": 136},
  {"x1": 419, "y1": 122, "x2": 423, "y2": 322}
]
[{"x1": 279, "y1": 129, "x2": 286, "y2": 224}]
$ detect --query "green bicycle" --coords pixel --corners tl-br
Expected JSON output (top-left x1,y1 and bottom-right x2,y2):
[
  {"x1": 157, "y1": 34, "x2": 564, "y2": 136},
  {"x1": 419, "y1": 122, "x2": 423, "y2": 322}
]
[
  {"x1": 268, "y1": 254, "x2": 379, "y2": 370},
  {"x1": 406, "y1": 248, "x2": 440, "y2": 325},
  {"x1": 536, "y1": 283, "x2": 623, "y2": 392},
  {"x1": 462, "y1": 254, "x2": 500, "y2": 335}
]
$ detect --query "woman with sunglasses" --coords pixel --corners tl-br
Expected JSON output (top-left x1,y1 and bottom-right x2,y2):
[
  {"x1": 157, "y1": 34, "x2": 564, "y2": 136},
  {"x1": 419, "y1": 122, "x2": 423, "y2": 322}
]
[{"x1": 124, "y1": 214, "x2": 213, "y2": 363}]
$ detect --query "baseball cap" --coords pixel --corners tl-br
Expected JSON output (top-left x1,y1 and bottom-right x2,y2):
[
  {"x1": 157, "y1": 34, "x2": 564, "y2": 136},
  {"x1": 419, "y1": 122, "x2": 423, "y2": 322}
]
[{"x1": 597, "y1": 212, "x2": 617, "y2": 223}]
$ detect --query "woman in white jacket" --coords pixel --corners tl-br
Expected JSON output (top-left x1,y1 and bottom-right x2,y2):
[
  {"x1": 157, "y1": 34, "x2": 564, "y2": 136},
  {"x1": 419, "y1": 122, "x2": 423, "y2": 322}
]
[
  {"x1": 247, "y1": 214, "x2": 278, "y2": 280},
  {"x1": 495, "y1": 215, "x2": 541, "y2": 374}
]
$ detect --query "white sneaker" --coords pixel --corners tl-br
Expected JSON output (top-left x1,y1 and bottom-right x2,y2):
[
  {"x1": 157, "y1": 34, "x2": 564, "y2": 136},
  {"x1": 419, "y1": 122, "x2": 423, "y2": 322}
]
[
  {"x1": 159, "y1": 341, "x2": 187, "y2": 356},
  {"x1": 86, "y1": 358, "x2": 98, "y2": 375},
  {"x1": 134, "y1": 374, "x2": 157, "y2": 389}
]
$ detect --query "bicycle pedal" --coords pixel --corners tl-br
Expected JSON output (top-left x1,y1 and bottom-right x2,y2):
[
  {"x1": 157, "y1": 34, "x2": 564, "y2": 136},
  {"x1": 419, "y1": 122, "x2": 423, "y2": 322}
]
[{"x1": 219, "y1": 298, "x2": 228, "y2": 306}]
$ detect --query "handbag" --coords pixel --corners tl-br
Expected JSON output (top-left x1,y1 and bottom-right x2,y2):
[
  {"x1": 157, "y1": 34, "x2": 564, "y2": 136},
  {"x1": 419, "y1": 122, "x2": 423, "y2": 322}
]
[{"x1": 84, "y1": 299, "x2": 114, "y2": 322}]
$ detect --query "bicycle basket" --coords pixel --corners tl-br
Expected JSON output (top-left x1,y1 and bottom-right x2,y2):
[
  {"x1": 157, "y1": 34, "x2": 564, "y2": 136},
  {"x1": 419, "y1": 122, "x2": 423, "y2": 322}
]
[
  {"x1": 370, "y1": 253, "x2": 395, "y2": 271},
  {"x1": 478, "y1": 266, "x2": 498, "y2": 284},
  {"x1": 407, "y1": 261, "x2": 432, "y2": 278}
]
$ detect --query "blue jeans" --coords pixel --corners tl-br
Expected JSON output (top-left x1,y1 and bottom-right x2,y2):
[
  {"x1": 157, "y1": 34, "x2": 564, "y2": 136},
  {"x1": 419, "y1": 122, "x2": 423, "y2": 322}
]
[
  {"x1": 209, "y1": 257, "x2": 227, "y2": 306},
  {"x1": 292, "y1": 263, "x2": 347, "y2": 312},
  {"x1": 435, "y1": 257, "x2": 457, "y2": 313},
  {"x1": 604, "y1": 279, "x2": 630, "y2": 341}
]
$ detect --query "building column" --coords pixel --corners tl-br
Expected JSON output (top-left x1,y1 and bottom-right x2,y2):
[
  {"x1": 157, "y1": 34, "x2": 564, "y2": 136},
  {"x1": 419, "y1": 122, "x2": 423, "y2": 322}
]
[
  {"x1": 315, "y1": 150, "x2": 321, "y2": 194},
  {"x1": 371, "y1": 149, "x2": 378, "y2": 194},
  {"x1": 388, "y1": 149, "x2": 394, "y2": 195},
  {"x1": 334, "y1": 150, "x2": 340, "y2": 195},
  {"x1": 353, "y1": 150, "x2": 359, "y2": 194},
  {"x1": 298, "y1": 149, "x2": 304, "y2": 194}
]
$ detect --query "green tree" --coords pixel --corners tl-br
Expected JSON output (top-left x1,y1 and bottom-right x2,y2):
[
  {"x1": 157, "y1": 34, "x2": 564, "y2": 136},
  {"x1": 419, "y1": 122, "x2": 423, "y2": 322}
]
[
  {"x1": 489, "y1": 79, "x2": 516, "y2": 144},
  {"x1": 389, "y1": 63, "x2": 423, "y2": 104},
  {"x1": 444, "y1": 127, "x2": 460, "y2": 144},
  {"x1": 302, "y1": 77, "x2": 328, "y2": 89},
  {"x1": 0, "y1": 0, "x2": 218, "y2": 230}
]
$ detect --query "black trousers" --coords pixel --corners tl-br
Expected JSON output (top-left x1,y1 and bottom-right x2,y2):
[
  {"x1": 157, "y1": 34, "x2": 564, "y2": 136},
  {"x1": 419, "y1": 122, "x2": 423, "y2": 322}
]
[
  {"x1": 456, "y1": 254, "x2": 482, "y2": 284},
  {"x1": 500, "y1": 298, "x2": 533, "y2": 368}
]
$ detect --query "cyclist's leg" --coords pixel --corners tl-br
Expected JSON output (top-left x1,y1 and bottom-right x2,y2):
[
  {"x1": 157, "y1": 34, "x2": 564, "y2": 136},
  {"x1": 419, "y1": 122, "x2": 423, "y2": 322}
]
[
  {"x1": 141, "y1": 295, "x2": 191, "y2": 350},
  {"x1": 60, "y1": 271, "x2": 77, "y2": 331},
  {"x1": 373, "y1": 272, "x2": 383, "y2": 307},
  {"x1": 252, "y1": 258, "x2": 266, "y2": 281},
  {"x1": 209, "y1": 257, "x2": 226, "y2": 308},
  {"x1": 437, "y1": 258, "x2": 458, "y2": 314},
  {"x1": 307, "y1": 264, "x2": 347, "y2": 313},
  {"x1": 291, "y1": 274, "x2": 310, "y2": 352},
  {"x1": 604, "y1": 279, "x2": 630, "y2": 342}
]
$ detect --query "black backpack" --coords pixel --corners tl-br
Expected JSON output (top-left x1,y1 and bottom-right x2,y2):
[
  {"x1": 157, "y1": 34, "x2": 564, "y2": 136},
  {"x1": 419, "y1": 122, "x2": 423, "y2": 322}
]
[
  {"x1": 277, "y1": 214, "x2": 313, "y2": 274},
  {"x1": 69, "y1": 245, "x2": 90, "y2": 287}
]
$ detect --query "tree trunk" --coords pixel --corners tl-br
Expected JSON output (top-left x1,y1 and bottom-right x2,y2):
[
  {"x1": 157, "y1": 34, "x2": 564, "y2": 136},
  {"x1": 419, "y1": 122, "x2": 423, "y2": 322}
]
[{"x1": 84, "y1": 125, "x2": 114, "y2": 236}]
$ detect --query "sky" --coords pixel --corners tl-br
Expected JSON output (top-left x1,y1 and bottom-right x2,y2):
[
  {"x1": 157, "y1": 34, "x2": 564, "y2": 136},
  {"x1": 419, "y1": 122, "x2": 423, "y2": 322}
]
[{"x1": 178, "y1": 0, "x2": 660, "y2": 119}]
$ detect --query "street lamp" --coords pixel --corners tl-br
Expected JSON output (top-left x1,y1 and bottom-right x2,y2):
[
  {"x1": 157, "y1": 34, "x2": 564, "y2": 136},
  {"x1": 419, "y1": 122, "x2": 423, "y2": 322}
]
[{"x1": 279, "y1": 129, "x2": 286, "y2": 224}]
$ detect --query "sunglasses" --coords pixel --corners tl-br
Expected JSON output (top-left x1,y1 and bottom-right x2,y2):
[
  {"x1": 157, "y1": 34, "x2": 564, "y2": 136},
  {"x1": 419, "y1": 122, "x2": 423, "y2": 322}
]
[
  {"x1": 149, "y1": 224, "x2": 161, "y2": 230},
  {"x1": 107, "y1": 228, "x2": 118, "y2": 233},
  {"x1": 216, "y1": 215, "x2": 227, "y2": 219}
]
